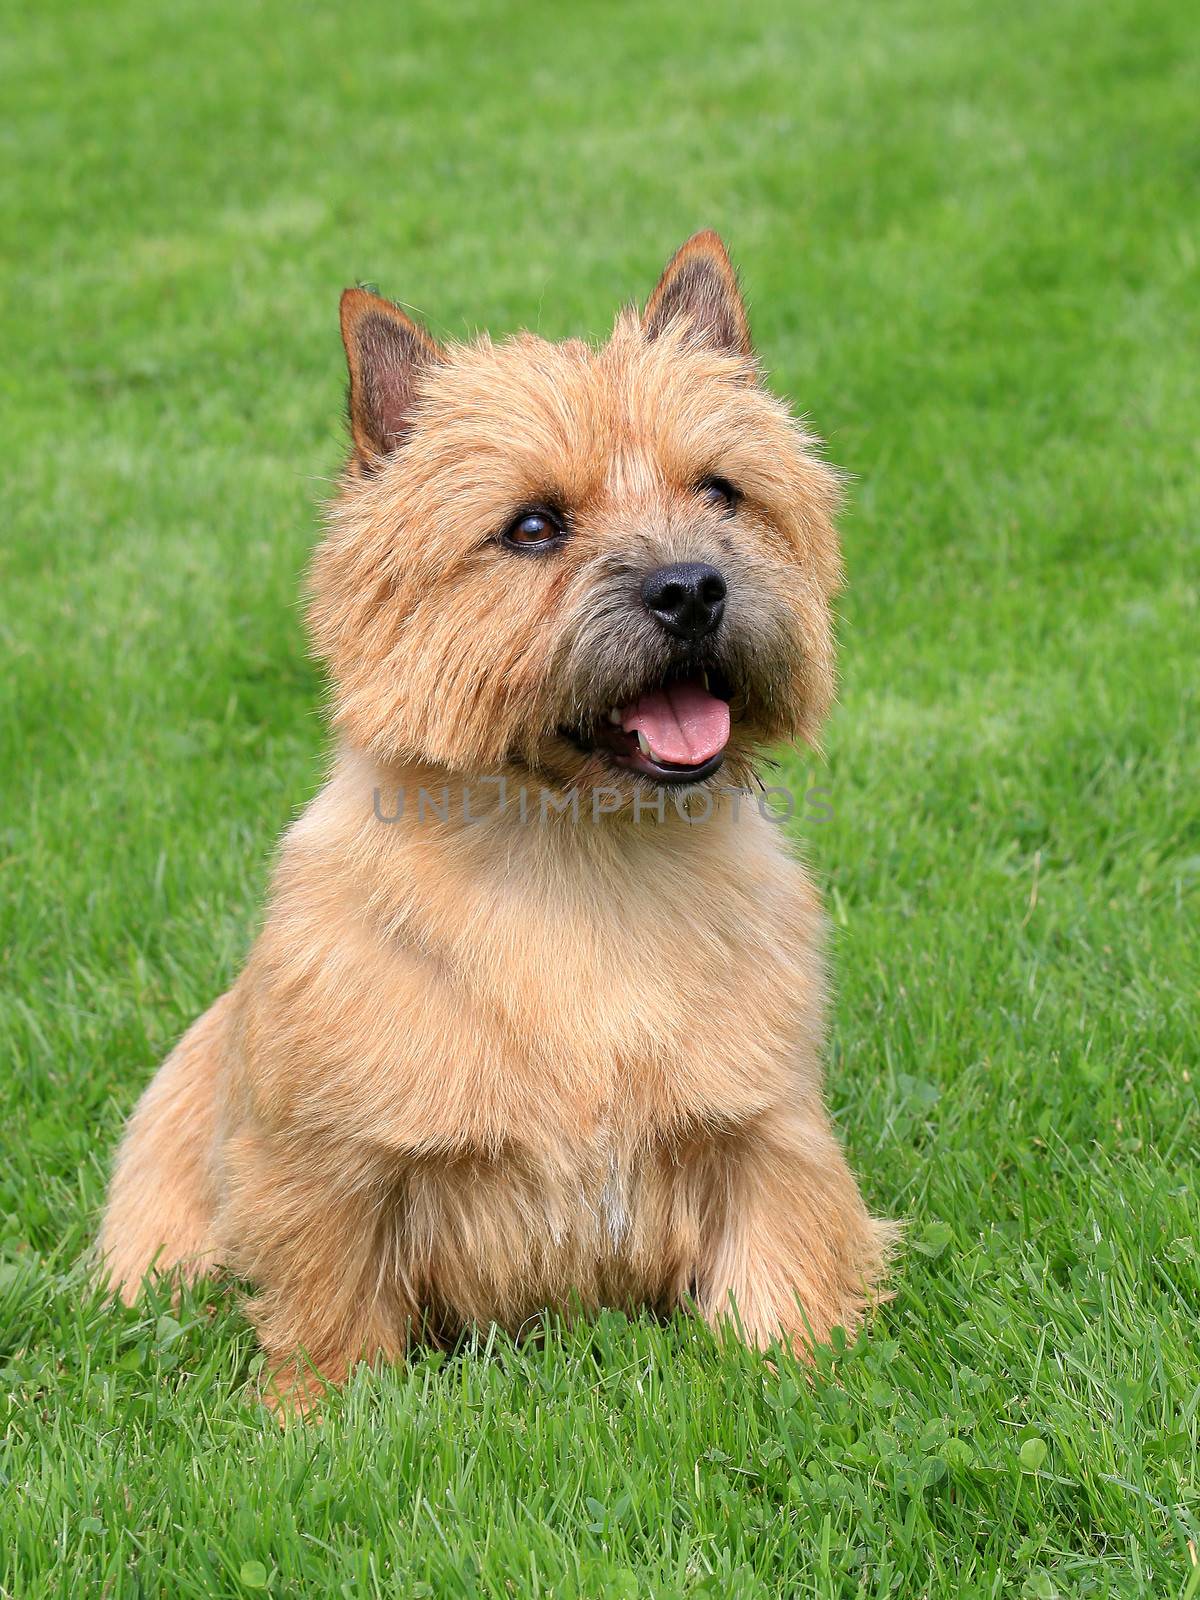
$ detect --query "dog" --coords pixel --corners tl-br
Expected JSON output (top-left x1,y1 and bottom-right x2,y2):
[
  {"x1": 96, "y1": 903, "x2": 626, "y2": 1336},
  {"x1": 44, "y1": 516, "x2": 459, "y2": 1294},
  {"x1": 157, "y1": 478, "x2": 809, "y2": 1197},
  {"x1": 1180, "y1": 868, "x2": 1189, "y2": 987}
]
[{"x1": 99, "y1": 231, "x2": 895, "y2": 1407}]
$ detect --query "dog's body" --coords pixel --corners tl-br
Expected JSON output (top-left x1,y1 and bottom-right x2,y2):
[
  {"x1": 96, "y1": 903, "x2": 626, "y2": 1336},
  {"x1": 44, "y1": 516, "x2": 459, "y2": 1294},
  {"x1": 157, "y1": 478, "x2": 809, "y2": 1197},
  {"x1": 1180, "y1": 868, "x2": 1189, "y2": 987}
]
[{"x1": 99, "y1": 234, "x2": 894, "y2": 1401}]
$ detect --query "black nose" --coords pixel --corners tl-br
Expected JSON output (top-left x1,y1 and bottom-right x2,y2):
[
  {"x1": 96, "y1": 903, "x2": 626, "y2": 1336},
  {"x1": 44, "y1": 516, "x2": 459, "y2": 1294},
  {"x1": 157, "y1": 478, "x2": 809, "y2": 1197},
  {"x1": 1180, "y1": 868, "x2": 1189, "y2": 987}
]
[{"x1": 641, "y1": 562, "x2": 727, "y2": 640}]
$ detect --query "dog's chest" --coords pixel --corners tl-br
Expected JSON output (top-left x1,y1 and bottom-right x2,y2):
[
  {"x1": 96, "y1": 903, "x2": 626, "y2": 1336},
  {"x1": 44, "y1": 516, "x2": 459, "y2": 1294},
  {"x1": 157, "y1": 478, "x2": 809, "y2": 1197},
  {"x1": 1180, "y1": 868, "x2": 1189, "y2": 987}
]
[
  {"x1": 529, "y1": 1141, "x2": 630, "y2": 1253},
  {"x1": 403, "y1": 1126, "x2": 687, "y2": 1330},
  {"x1": 598, "y1": 1149, "x2": 631, "y2": 1246},
  {"x1": 364, "y1": 821, "x2": 822, "y2": 1325},
  {"x1": 443, "y1": 822, "x2": 813, "y2": 1143},
  {"x1": 334, "y1": 809, "x2": 822, "y2": 1220}
]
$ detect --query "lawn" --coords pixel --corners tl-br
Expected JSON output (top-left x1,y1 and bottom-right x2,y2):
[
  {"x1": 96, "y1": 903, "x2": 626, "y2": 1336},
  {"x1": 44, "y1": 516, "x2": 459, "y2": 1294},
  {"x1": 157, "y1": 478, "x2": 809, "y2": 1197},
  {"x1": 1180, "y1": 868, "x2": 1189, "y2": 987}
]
[{"x1": 2, "y1": 0, "x2": 1198, "y2": 1593}]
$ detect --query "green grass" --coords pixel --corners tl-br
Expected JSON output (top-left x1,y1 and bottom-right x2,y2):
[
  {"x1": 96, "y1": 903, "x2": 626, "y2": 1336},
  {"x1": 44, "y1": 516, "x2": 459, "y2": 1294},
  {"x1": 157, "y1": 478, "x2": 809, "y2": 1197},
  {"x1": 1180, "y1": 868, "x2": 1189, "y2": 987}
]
[{"x1": 2, "y1": 0, "x2": 1199, "y2": 1593}]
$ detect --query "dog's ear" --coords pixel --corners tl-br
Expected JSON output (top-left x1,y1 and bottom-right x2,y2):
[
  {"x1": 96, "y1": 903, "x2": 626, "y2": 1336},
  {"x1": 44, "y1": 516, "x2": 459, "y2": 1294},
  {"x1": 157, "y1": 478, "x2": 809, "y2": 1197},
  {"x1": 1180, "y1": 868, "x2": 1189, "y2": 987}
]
[
  {"x1": 340, "y1": 287, "x2": 442, "y2": 469},
  {"x1": 642, "y1": 231, "x2": 752, "y2": 358}
]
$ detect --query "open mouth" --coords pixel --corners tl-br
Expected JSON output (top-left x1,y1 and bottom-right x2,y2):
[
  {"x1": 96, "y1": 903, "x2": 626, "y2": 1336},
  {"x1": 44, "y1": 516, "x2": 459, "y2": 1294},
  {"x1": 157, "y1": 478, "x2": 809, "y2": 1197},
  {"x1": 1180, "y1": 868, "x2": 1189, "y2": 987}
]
[{"x1": 560, "y1": 668, "x2": 734, "y2": 785}]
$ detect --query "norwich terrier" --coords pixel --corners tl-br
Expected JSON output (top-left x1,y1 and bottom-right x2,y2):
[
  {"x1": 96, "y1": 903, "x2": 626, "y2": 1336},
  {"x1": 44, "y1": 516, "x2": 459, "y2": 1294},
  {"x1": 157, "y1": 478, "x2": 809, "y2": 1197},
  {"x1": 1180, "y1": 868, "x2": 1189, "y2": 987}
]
[{"x1": 99, "y1": 232, "x2": 895, "y2": 1404}]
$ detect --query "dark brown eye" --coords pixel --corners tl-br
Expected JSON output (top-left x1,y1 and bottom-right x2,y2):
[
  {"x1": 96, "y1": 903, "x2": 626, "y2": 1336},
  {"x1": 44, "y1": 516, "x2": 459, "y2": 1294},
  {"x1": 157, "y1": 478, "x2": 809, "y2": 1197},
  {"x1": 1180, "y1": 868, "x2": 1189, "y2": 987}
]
[
  {"x1": 697, "y1": 475, "x2": 741, "y2": 514},
  {"x1": 501, "y1": 506, "x2": 567, "y2": 550}
]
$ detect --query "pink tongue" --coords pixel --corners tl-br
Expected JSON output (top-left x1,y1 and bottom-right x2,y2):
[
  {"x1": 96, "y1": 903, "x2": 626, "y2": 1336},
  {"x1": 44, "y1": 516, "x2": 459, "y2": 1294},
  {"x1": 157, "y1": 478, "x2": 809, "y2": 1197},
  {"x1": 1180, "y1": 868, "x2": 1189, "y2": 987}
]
[{"x1": 622, "y1": 678, "x2": 731, "y2": 765}]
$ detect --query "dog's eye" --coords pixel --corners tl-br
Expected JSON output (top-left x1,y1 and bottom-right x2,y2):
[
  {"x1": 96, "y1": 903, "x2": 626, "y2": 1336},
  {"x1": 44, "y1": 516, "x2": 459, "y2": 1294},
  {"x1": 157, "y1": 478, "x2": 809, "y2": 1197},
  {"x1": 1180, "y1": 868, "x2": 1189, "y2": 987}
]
[
  {"x1": 501, "y1": 506, "x2": 567, "y2": 550},
  {"x1": 696, "y1": 476, "x2": 742, "y2": 514}
]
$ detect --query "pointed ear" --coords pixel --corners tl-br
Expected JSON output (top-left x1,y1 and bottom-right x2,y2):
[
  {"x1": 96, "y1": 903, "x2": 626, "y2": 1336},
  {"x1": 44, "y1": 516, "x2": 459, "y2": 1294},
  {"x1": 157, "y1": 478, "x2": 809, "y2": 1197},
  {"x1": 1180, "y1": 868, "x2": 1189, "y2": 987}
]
[
  {"x1": 339, "y1": 287, "x2": 442, "y2": 468},
  {"x1": 642, "y1": 230, "x2": 752, "y2": 358}
]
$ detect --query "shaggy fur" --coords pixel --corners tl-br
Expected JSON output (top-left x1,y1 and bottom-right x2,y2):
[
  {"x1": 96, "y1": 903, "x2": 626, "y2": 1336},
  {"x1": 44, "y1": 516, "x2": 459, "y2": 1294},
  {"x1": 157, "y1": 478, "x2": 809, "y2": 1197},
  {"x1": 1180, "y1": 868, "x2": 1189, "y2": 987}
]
[{"x1": 99, "y1": 232, "x2": 896, "y2": 1407}]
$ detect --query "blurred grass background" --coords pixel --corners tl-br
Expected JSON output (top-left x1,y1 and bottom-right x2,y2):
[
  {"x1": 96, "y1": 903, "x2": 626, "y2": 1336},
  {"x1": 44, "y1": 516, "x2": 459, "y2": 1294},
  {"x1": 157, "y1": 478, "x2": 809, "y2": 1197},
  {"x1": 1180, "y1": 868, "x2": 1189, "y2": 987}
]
[{"x1": 2, "y1": 0, "x2": 1198, "y2": 1595}]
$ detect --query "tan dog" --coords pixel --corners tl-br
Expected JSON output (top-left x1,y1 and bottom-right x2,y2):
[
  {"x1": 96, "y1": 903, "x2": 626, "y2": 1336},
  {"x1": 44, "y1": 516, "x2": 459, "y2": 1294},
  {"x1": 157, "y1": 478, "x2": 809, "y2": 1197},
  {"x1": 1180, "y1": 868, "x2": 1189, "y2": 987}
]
[{"x1": 99, "y1": 232, "x2": 895, "y2": 1405}]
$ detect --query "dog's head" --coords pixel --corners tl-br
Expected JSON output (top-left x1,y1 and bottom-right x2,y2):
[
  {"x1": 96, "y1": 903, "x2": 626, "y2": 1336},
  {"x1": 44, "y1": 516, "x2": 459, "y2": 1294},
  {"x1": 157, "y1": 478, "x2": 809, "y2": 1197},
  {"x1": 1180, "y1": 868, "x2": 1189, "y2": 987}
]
[{"x1": 310, "y1": 232, "x2": 843, "y2": 794}]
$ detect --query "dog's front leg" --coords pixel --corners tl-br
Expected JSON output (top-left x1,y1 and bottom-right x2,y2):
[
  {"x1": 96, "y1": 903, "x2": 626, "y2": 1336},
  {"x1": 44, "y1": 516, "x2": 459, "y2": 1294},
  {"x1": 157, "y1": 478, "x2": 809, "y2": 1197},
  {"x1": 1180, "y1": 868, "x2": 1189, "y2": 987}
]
[
  {"x1": 695, "y1": 1110, "x2": 896, "y2": 1357},
  {"x1": 218, "y1": 1130, "x2": 416, "y2": 1415}
]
